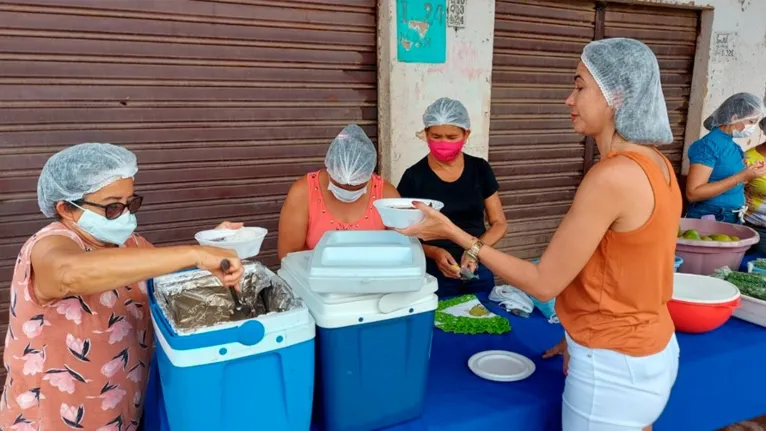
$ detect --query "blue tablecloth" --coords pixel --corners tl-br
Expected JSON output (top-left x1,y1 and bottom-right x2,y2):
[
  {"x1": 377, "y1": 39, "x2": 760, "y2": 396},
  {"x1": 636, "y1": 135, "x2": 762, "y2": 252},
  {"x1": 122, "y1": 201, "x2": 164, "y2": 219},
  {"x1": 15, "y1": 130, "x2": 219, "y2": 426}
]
[{"x1": 144, "y1": 295, "x2": 766, "y2": 431}]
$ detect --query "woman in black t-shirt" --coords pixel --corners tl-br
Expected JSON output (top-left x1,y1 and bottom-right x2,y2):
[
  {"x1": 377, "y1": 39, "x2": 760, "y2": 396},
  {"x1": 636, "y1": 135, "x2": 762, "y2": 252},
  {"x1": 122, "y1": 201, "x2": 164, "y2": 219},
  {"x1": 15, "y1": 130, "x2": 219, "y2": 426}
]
[{"x1": 397, "y1": 98, "x2": 507, "y2": 297}]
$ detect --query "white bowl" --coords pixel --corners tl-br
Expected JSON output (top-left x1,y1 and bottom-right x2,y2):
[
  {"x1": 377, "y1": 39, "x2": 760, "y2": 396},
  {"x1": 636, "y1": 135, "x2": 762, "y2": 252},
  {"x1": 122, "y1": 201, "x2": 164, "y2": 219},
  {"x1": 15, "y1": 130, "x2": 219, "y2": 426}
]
[
  {"x1": 373, "y1": 198, "x2": 444, "y2": 229},
  {"x1": 194, "y1": 227, "x2": 268, "y2": 259}
]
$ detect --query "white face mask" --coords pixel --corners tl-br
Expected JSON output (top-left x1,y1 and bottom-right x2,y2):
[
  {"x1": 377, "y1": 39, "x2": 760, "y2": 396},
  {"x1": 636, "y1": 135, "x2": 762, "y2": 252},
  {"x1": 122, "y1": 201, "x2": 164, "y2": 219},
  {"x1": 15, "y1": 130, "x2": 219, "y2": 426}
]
[
  {"x1": 328, "y1": 182, "x2": 367, "y2": 203},
  {"x1": 71, "y1": 203, "x2": 137, "y2": 245},
  {"x1": 732, "y1": 123, "x2": 758, "y2": 138}
]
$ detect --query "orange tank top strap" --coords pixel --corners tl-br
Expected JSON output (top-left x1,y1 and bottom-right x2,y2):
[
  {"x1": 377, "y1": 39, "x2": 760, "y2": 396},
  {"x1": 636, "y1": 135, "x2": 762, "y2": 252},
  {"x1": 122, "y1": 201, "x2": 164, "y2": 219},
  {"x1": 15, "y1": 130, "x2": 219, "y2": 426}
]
[
  {"x1": 608, "y1": 148, "x2": 675, "y2": 183},
  {"x1": 368, "y1": 173, "x2": 385, "y2": 203},
  {"x1": 306, "y1": 170, "x2": 324, "y2": 226}
]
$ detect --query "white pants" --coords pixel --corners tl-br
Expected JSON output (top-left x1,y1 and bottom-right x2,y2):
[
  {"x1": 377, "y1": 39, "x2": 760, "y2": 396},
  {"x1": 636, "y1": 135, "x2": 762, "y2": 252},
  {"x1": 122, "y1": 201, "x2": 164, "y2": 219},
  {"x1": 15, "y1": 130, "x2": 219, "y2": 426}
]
[{"x1": 562, "y1": 333, "x2": 680, "y2": 431}]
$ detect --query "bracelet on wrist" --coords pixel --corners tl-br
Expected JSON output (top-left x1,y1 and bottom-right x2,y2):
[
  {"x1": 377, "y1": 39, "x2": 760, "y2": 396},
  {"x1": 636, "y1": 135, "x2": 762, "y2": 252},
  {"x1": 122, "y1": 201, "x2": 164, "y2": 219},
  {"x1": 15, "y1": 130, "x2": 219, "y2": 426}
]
[{"x1": 466, "y1": 238, "x2": 484, "y2": 262}]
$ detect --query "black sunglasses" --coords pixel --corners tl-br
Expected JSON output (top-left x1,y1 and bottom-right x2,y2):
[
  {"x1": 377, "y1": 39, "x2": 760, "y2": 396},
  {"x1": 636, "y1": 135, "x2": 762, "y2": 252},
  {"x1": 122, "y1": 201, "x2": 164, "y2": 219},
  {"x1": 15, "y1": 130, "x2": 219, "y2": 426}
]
[{"x1": 75, "y1": 195, "x2": 143, "y2": 221}]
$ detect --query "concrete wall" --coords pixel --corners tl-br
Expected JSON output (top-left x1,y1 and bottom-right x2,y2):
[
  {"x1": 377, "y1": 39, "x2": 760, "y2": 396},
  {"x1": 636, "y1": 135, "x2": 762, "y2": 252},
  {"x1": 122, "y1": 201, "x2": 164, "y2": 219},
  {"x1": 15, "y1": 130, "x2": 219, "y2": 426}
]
[
  {"x1": 378, "y1": 0, "x2": 766, "y2": 181},
  {"x1": 378, "y1": 0, "x2": 496, "y2": 184}
]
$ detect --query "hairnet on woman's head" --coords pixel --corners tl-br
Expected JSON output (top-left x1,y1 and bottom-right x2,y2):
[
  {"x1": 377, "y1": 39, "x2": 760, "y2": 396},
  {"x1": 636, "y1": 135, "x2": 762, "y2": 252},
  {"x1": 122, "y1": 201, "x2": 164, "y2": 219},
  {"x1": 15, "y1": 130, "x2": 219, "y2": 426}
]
[
  {"x1": 325, "y1": 124, "x2": 377, "y2": 186},
  {"x1": 423, "y1": 97, "x2": 471, "y2": 130},
  {"x1": 37, "y1": 143, "x2": 138, "y2": 218},
  {"x1": 703, "y1": 92, "x2": 765, "y2": 130},
  {"x1": 581, "y1": 38, "x2": 673, "y2": 145}
]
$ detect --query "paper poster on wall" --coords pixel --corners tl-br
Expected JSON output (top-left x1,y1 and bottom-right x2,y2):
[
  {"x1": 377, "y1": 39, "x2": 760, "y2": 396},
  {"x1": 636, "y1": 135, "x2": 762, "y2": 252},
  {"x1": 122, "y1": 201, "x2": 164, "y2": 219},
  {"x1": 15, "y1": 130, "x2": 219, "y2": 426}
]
[
  {"x1": 396, "y1": 0, "x2": 447, "y2": 64},
  {"x1": 448, "y1": 0, "x2": 466, "y2": 28}
]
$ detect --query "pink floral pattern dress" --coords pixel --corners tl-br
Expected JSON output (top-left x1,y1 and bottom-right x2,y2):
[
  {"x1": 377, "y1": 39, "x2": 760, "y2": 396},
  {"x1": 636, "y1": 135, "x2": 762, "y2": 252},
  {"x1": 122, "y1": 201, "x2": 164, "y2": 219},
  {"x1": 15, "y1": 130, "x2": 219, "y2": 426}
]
[{"x1": 0, "y1": 222, "x2": 154, "y2": 431}]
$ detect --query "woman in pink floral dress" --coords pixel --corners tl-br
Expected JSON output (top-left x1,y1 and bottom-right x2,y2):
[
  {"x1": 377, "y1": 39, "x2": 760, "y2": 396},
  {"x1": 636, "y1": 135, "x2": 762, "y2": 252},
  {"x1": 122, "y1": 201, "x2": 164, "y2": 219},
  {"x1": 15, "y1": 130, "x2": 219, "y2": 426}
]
[{"x1": 1, "y1": 143, "x2": 245, "y2": 431}]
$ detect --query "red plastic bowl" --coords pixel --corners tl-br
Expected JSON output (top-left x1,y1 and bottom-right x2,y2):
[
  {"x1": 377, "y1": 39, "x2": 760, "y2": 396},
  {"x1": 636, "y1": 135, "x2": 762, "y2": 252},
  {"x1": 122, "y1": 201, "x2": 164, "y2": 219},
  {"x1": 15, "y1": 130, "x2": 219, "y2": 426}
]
[{"x1": 669, "y1": 274, "x2": 741, "y2": 333}]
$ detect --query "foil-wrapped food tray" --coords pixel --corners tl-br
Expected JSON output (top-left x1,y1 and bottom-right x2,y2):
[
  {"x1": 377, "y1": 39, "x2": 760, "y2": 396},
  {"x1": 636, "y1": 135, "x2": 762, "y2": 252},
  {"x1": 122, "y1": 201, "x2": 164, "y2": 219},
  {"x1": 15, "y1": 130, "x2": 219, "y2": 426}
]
[{"x1": 153, "y1": 260, "x2": 302, "y2": 335}]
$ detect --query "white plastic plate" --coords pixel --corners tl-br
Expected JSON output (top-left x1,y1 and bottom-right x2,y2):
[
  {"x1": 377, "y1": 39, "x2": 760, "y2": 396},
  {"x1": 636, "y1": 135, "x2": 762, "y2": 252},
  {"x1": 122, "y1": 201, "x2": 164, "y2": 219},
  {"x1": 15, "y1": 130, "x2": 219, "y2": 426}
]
[{"x1": 468, "y1": 350, "x2": 536, "y2": 383}]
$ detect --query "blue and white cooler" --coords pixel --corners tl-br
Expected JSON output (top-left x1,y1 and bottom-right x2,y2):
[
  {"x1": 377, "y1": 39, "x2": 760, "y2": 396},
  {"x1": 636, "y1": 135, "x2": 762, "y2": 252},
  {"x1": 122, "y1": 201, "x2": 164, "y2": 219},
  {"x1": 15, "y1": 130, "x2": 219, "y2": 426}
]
[
  {"x1": 279, "y1": 231, "x2": 438, "y2": 431},
  {"x1": 149, "y1": 262, "x2": 316, "y2": 431}
]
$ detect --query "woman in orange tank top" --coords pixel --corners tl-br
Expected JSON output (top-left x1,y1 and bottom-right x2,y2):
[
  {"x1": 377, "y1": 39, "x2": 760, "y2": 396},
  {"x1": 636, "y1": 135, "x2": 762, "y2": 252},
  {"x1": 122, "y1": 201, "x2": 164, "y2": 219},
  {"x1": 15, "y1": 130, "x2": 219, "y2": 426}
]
[
  {"x1": 399, "y1": 39, "x2": 681, "y2": 431},
  {"x1": 277, "y1": 124, "x2": 399, "y2": 259}
]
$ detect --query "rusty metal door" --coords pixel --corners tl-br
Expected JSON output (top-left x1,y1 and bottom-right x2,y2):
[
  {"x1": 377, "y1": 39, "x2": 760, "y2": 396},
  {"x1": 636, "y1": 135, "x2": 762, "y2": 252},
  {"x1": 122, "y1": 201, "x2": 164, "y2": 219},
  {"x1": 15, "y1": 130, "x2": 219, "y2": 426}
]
[
  {"x1": 601, "y1": 2, "x2": 698, "y2": 174},
  {"x1": 0, "y1": 0, "x2": 377, "y2": 384},
  {"x1": 490, "y1": 0, "x2": 596, "y2": 260},
  {"x1": 490, "y1": 0, "x2": 699, "y2": 260}
]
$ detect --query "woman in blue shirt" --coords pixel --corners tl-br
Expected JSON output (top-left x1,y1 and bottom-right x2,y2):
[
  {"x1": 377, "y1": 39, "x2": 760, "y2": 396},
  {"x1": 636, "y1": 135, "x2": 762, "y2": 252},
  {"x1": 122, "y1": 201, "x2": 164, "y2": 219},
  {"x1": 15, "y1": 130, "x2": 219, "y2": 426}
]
[{"x1": 685, "y1": 93, "x2": 765, "y2": 223}]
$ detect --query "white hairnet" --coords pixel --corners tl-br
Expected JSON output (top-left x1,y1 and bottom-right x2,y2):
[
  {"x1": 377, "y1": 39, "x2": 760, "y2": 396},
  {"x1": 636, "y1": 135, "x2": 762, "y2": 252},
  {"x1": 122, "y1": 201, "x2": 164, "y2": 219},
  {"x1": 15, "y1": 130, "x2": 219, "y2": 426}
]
[
  {"x1": 325, "y1": 124, "x2": 377, "y2": 186},
  {"x1": 581, "y1": 38, "x2": 673, "y2": 145},
  {"x1": 423, "y1": 97, "x2": 471, "y2": 130},
  {"x1": 37, "y1": 143, "x2": 138, "y2": 218},
  {"x1": 703, "y1": 92, "x2": 765, "y2": 130}
]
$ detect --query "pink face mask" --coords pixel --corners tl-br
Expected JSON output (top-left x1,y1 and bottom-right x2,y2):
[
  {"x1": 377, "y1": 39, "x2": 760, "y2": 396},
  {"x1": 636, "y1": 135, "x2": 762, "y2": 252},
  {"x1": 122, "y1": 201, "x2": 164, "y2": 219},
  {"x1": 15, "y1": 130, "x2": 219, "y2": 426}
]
[{"x1": 428, "y1": 139, "x2": 465, "y2": 162}]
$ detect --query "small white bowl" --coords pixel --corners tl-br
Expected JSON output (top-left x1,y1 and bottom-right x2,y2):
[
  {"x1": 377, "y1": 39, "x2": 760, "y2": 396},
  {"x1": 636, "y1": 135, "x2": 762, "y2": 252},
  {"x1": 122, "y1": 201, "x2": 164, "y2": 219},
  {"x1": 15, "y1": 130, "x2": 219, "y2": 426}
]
[
  {"x1": 373, "y1": 198, "x2": 444, "y2": 229},
  {"x1": 194, "y1": 227, "x2": 268, "y2": 259}
]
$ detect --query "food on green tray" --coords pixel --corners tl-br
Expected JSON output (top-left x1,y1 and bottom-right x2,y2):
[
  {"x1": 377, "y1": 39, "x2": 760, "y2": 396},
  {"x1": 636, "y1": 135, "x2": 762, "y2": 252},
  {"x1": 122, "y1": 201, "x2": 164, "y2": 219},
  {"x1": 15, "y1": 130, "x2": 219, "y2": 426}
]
[
  {"x1": 469, "y1": 304, "x2": 490, "y2": 317},
  {"x1": 723, "y1": 271, "x2": 766, "y2": 301},
  {"x1": 753, "y1": 259, "x2": 766, "y2": 270}
]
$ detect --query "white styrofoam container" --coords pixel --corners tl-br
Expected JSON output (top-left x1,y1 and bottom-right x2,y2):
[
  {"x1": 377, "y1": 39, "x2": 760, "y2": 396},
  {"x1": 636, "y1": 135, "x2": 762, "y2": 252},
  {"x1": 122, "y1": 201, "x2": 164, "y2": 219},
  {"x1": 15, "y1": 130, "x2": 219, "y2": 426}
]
[
  {"x1": 732, "y1": 294, "x2": 766, "y2": 328},
  {"x1": 305, "y1": 230, "x2": 425, "y2": 293},
  {"x1": 279, "y1": 251, "x2": 438, "y2": 329}
]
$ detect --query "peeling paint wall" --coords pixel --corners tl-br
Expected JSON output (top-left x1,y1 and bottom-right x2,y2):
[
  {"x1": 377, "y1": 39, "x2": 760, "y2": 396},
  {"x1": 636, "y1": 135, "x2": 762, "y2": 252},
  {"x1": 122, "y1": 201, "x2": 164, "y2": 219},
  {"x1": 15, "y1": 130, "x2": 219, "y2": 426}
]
[
  {"x1": 378, "y1": 0, "x2": 495, "y2": 184},
  {"x1": 378, "y1": 0, "x2": 766, "y2": 181},
  {"x1": 630, "y1": 0, "x2": 766, "y2": 172}
]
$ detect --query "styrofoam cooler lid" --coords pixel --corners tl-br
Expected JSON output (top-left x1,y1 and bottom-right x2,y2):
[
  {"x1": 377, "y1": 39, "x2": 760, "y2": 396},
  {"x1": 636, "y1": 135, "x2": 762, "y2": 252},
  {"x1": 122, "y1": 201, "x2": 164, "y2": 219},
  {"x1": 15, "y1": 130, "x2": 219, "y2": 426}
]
[
  {"x1": 673, "y1": 273, "x2": 741, "y2": 304},
  {"x1": 282, "y1": 252, "x2": 383, "y2": 303},
  {"x1": 279, "y1": 251, "x2": 438, "y2": 329},
  {"x1": 309, "y1": 231, "x2": 425, "y2": 280}
]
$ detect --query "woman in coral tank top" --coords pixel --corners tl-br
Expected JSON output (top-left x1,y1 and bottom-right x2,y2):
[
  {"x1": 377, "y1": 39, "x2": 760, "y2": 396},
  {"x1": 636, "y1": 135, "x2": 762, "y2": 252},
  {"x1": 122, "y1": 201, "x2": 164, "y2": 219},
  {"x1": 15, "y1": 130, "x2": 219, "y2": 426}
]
[
  {"x1": 277, "y1": 124, "x2": 400, "y2": 259},
  {"x1": 399, "y1": 38, "x2": 681, "y2": 431}
]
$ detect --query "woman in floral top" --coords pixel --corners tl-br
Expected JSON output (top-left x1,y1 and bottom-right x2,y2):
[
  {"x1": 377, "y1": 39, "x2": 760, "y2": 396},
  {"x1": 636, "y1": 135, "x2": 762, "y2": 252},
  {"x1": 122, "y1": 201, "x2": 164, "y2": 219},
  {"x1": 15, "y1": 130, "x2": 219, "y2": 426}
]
[{"x1": 1, "y1": 143, "x2": 244, "y2": 431}]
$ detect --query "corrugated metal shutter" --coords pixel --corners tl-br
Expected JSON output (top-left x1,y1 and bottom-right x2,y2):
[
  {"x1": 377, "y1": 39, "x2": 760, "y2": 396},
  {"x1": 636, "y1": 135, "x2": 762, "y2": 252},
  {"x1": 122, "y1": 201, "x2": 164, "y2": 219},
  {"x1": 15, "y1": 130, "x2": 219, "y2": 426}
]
[
  {"x1": 602, "y1": 3, "x2": 699, "y2": 174},
  {"x1": 490, "y1": 0, "x2": 698, "y2": 261},
  {"x1": 490, "y1": 0, "x2": 596, "y2": 260},
  {"x1": 0, "y1": 0, "x2": 377, "y2": 384}
]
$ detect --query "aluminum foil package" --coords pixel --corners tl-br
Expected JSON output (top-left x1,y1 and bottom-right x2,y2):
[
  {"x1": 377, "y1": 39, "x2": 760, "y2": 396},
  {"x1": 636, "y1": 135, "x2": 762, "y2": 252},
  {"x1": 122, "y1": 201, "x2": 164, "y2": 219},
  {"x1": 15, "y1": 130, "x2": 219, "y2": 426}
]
[
  {"x1": 154, "y1": 260, "x2": 302, "y2": 335},
  {"x1": 167, "y1": 284, "x2": 233, "y2": 330}
]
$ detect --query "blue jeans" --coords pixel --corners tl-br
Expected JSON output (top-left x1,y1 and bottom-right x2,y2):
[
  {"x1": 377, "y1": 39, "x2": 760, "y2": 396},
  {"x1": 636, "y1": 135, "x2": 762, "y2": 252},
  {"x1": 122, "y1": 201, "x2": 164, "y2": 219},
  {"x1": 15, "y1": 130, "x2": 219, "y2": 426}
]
[
  {"x1": 685, "y1": 202, "x2": 742, "y2": 224},
  {"x1": 426, "y1": 259, "x2": 496, "y2": 298}
]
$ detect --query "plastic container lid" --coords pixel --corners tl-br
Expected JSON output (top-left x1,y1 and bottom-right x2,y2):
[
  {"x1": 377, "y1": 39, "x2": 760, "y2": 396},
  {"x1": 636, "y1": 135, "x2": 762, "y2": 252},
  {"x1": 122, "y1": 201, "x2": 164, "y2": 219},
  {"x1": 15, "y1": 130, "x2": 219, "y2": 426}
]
[
  {"x1": 305, "y1": 231, "x2": 425, "y2": 293},
  {"x1": 673, "y1": 273, "x2": 741, "y2": 304},
  {"x1": 279, "y1": 251, "x2": 438, "y2": 328}
]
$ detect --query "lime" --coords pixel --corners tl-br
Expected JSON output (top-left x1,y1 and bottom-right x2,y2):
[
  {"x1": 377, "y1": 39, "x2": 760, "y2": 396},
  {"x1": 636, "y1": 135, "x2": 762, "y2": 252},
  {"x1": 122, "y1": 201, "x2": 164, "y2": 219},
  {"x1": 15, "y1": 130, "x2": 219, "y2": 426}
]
[{"x1": 682, "y1": 229, "x2": 701, "y2": 240}]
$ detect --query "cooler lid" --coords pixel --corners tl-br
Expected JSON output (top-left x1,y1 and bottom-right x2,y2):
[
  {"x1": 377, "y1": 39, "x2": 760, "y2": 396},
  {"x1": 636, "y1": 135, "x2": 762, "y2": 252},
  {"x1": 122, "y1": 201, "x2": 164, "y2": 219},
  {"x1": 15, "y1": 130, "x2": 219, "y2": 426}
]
[
  {"x1": 308, "y1": 231, "x2": 425, "y2": 279},
  {"x1": 281, "y1": 252, "x2": 381, "y2": 303},
  {"x1": 278, "y1": 253, "x2": 438, "y2": 328}
]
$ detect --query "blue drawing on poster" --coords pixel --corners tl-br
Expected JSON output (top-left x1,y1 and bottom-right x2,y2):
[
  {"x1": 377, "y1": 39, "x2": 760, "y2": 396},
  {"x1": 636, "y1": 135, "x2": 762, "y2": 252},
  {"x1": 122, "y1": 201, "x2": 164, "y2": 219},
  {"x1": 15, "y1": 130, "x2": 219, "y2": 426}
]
[{"x1": 396, "y1": 0, "x2": 447, "y2": 64}]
